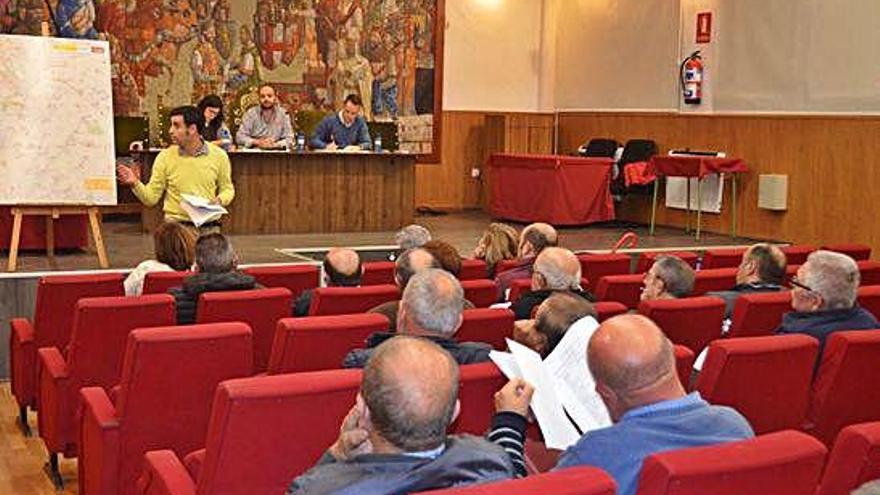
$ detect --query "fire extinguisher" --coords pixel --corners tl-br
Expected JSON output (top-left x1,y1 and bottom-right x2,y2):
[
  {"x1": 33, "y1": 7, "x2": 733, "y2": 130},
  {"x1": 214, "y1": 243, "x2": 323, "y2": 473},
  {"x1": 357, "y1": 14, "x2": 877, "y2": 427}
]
[{"x1": 680, "y1": 50, "x2": 703, "y2": 105}]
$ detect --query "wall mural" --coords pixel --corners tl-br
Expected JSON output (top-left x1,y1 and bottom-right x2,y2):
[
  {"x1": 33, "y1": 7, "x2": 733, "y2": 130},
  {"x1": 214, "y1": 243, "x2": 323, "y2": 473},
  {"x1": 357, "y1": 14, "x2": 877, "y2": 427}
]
[{"x1": 0, "y1": 0, "x2": 441, "y2": 153}]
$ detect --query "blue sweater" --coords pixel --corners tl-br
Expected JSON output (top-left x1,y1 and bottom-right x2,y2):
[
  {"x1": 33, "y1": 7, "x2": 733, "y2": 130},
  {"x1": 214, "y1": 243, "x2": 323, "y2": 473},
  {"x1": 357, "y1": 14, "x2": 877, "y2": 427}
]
[{"x1": 310, "y1": 113, "x2": 372, "y2": 150}]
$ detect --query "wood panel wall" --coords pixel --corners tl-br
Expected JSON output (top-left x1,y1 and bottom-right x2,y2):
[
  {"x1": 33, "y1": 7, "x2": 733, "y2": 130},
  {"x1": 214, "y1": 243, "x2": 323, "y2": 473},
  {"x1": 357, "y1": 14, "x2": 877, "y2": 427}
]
[
  {"x1": 557, "y1": 112, "x2": 880, "y2": 252},
  {"x1": 416, "y1": 111, "x2": 554, "y2": 210}
]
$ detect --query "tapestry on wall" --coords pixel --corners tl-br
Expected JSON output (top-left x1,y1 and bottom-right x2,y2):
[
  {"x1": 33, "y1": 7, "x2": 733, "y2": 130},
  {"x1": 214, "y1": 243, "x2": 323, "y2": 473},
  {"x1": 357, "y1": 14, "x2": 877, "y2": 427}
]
[{"x1": 0, "y1": 0, "x2": 440, "y2": 153}]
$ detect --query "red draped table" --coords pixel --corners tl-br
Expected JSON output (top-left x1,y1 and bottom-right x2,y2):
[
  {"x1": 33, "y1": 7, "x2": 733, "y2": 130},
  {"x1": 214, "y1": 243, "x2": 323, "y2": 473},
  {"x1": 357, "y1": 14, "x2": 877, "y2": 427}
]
[
  {"x1": 647, "y1": 155, "x2": 749, "y2": 239},
  {"x1": 488, "y1": 153, "x2": 615, "y2": 226}
]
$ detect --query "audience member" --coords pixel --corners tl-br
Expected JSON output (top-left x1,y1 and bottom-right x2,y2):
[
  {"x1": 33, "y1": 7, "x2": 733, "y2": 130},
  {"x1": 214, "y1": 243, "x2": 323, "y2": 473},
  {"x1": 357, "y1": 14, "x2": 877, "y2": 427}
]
[
  {"x1": 495, "y1": 223, "x2": 558, "y2": 301},
  {"x1": 395, "y1": 224, "x2": 432, "y2": 252},
  {"x1": 124, "y1": 222, "x2": 197, "y2": 296},
  {"x1": 777, "y1": 250, "x2": 878, "y2": 359},
  {"x1": 854, "y1": 480, "x2": 880, "y2": 495},
  {"x1": 509, "y1": 247, "x2": 594, "y2": 320},
  {"x1": 640, "y1": 255, "x2": 695, "y2": 301},
  {"x1": 513, "y1": 291, "x2": 597, "y2": 358},
  {"x1": 344, "y1": 269, "x2": 491, "y2": 368},
  {"x1": 473, "y1": 223, "x2": 519, "y2": 278},
  {"x1": 289, "y1": 336, "x2": 515, "y2": 494},
  {"x1": 169, "y1": 234, "x2": 260, "y2": 324},
  {"x1": 491, "y1": 314, "x2": 753, "y2": 495},
  {"x1": 422, "y1": 240, "x2": 463, "y2": 277},
  {"x1": 369, "y1": 248, "x2": 440, "y2": 329},
  {"x1": 294, "y1": 248, "x2": 363, "y2": 316},
  {"x1": 707, "y1": 243, "x2": 787, "y2": 317}
]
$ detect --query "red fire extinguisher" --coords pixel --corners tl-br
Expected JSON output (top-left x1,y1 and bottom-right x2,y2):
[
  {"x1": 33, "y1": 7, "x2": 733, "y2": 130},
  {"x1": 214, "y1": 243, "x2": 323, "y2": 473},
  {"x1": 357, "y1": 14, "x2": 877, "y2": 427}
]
[{"x1": 680, "y1": 50, "x2": 703, "y2": 105}]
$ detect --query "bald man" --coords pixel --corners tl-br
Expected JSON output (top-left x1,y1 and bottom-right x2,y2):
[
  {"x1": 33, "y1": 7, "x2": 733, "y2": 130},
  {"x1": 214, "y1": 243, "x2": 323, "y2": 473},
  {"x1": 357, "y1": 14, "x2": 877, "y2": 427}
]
[
  {"x1": 495, "y1": 222, "x2": 558, "y2": 301},
  {"x1": 289, "y1": 336, "x2": 515, "y2": 494},
  {"x1": 707, "y1": 243, "x2": 787, "y2": 318},
  {"x1": 509, "y1": 247, "x2": 594, "y2": 320},
  {"x1": 369, "y1": 248, "x2": 441, "y2": 330},
  {"x1": 294, "y1": 248, "x2": 363, "y2": 316},
  {"x1": 345, "y1": 269, "x2": 491, "y2": 368},
  {"x1": 491, "y1": 314, "x2": 753, "y2": 495}
]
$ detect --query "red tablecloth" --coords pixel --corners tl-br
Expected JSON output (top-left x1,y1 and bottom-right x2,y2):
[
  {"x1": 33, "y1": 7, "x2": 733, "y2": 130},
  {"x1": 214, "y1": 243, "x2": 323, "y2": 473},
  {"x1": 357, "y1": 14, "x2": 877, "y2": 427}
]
[
  {"x1": 0, "y1": 207, "x2": 88, "y2": 251},
  {"x1": 488, "y1": 153, "x2": 615, "y2": 225},
  {"x1": 648, "y1": 155, "x2": 749, "y2": 178}
]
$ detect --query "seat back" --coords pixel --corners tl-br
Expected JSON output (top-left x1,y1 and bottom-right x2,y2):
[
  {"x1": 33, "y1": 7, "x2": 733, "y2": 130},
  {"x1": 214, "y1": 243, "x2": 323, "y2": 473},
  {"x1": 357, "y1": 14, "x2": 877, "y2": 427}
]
[
  {"x1": 494, "y1": 259, "x2": 519, "y2": 275},
  {"x1": 695, "y1": 335, "x2": 819, "y2": 434},
  {"x1": 416, "y1": 466, "x2": 616, "y2": 494},
  {"x1": 32, "y1": 273, "x2": 125, "y2": 350},
  {"x1": 102, "y1": 323, "x2": 253, "y2": 495},
  {"x1": 781, "y1": 245, "x2": 817, "y2": 266},
  {"x1": 692, "y1": 268, "x2": 738, "y2": 296},
  {"x1": 506, "y1": 278, "x2": 533, "y2": 303},
  {"x1": 727, "y1": 291, "x2": 792, "y2": 338},
  {"x1": 594, "y1": 301, "x2": 628, "y2": 322},
  {"x1": 857, "y1": 285, "x2": 880, "y2": 320},
  {"x1": 361, "y1": 261, "x2": 396, "y2": 286},
  {"x1": 308, "y1": 285, "x2": 400, "y2": 316},
  {"x1": 701, "y1": 248, "x2": 747, "y2": 269},
  {"x1": 577, "y1": 253, "x2": 631, "y2": 291},
  {"x1": 142, "y1": 271, "x2": 192, "y2": 294},
  {"x1": 595, "y1": 273, "x2": 645, "y2": 309},
  {"x1": 858, "y1": 261, "x2": 880, "y2": 286},
  {"x1": 673, "y1": 345, "x2": 695, "y2": 389},
  {"x1": 452, "y1": 362, "x2": 507, "y2": 436},
  {"x1": 808, "y1": 330, "x2": 880, "y2": 446},
  {"x1": 457, "y1": 308, "x2": 514, "y2": 351},
  {"x1": 822, "y1": 244, "x2": 871, "y2": 261},
  {"x1": 459, "y1": 259, "x2": 489, "y2": 280},
  {"x1": 241, "y1": 264, "x2": 319, "y2": 300},
  {"x1": 267, "y1": 314, "x2": 389, "y2": 373},
  {"x1": 195, "y1": 370, "x2": 362, "y2": 494},
  {"x1": 461, "y1": 279, "x2": 500, "y2": 308},
  {"x1": 619, "y1": 139, "x2": 657, "y2": 166},
  {"x1": 638, "y1": 296, "x2": 726, "y2": 353},
  {"x1": 636, "y1": 430, "x2": 827, "y2": 495},
  {"x1": 66, "y1": 295, "x2": 176, "y2": 391},
  {"x1": 636, "y1": 251, "x2": 699, "y2": 273},
  {"x1": 818, "y1": 421, "x2": 880, "y2": 495},
  {"x1": 581, "y1": 138, "x2": 620, "y2": 159},
  {"x1": 196, "y1": 288, "x2": 292, "y2": 372}
]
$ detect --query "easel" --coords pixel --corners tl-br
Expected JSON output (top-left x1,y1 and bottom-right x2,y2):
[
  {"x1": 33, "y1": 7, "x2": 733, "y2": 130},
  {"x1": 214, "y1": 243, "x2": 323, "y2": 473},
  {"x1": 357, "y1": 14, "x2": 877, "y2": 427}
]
[{"x1": 6, "y1": 206, "x2": 109, "y2": 272}]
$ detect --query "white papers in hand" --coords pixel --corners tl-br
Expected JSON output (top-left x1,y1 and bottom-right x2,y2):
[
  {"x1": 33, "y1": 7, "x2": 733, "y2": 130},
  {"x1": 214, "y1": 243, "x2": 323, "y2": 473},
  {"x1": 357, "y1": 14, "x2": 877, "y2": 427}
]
[{"x1": 179, "y1": 193, "x2": 228, "y2": 227}]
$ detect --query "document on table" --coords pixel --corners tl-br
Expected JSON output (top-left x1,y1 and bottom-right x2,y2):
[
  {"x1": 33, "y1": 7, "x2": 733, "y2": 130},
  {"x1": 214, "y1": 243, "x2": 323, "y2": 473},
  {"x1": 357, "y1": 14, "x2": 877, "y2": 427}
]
[{"x1": 179, "y1": 193, "x2": 228, "y2": 227}]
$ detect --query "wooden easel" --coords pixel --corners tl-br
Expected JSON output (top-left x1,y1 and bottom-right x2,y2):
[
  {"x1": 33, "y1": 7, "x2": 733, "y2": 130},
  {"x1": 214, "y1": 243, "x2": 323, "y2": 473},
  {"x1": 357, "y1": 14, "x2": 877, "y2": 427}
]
[{"x1": 6, "y1": 206, "x2": 109, "y2": 272}]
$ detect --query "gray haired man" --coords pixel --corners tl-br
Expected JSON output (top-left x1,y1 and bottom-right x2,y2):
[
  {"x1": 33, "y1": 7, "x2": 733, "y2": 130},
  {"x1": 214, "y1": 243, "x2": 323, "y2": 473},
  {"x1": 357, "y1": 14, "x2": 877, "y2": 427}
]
[
  {"x1": 640, "y1": 255, "x2": 696, "y2": 301},
  {"x1": 509, "y1": 247, "x2": 595, "y2": 320}
]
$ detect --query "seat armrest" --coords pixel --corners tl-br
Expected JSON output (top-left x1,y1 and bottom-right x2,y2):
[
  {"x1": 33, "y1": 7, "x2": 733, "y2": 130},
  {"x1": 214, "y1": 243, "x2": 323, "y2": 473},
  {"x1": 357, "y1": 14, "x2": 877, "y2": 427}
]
[
  {"x1": 79, "y1": 387, "x2": 121, "y2": 495},
  {"x1": 139, "y1": 450, "x2": 197, "y2": 495},
  {"x1": 10, "y1": 318, "x2": 35, "y2": 344},
  {"x1": 38, "y1": 347, "x2": 69, "y2": 380}
]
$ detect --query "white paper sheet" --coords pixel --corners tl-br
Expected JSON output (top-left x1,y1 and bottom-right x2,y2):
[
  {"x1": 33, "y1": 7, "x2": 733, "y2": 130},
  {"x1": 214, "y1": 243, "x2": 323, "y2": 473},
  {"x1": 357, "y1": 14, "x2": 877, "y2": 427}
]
[{"x1": 180, "y1": 193, "x2": 228, "y2": 227}]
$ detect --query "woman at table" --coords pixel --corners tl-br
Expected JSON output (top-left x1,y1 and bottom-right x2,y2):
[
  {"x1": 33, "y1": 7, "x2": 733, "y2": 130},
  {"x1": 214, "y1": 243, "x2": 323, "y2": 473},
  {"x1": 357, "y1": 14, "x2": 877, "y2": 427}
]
[
  {"x1": 197, "y1": 94, "x2": 233, "y2": 150},
  {"x1": 472, "y1": 223, "x2": 519, "y2": 278},
  {"x1": 124, "y1": 222, "x2": 197, "y2": 296}
]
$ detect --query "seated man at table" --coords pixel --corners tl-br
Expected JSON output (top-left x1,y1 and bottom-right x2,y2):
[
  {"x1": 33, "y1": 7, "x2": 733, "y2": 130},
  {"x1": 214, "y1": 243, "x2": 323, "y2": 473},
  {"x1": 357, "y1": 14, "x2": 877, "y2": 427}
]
[
  {"x1": 310, "y1": 93, "x2": 372, "y2": 151},
  {"x1": 495, "y1": 223, "x2": 558, "y2": 301},
  {"x1": 640, "y1": 255, "x2": 695, "y2": 302},
  {"x1": 509, "y1": 247, "x2": 594, "y2": 320},
  {"x1": 294, "y1": 248, "x2": 362, "y2": 316},
  {"x1": 707, "y1": 243, "x2": 787, "y2": 318},
  {"x1": 235, "y1": 84, "x2": 294, "y2": 149}
]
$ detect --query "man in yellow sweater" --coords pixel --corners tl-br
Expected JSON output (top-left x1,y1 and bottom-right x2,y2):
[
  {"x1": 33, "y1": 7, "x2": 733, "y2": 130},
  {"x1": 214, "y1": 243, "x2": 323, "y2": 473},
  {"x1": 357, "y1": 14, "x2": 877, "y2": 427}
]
[{"x1": 117, "y1": 106, "x2": 235, "y2": 234}]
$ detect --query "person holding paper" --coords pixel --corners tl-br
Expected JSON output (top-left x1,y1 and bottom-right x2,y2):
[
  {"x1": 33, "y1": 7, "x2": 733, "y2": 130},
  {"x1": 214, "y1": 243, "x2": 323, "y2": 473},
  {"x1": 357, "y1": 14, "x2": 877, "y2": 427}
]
[
  {"x1": 310, "y1": 93, "x2": 373, "y2": 151},
  {"x1": 491, "y1": 314, "x2": 753, "y2": 495},
  {"x1": 235, "y1": 84, "x2": 295, "y2": 149},
  {"x1": 117, "y1": 105, "x2": 234, "y2": 235}
]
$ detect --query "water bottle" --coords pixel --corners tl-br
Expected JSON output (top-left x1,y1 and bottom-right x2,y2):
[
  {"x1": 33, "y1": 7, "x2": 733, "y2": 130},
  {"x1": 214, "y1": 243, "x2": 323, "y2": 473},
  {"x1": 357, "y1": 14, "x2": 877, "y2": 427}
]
[
  {"x1": 373, "y1": 135, "x2": 382, "y2": 153},
  {"x1": 296, "y1": 132, "x2": 306, "y2": 152}
]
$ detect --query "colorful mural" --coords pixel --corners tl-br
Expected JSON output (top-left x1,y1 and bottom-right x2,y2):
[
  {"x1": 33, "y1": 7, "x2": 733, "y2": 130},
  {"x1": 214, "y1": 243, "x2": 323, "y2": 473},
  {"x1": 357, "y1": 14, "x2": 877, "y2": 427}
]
[{"x1": 0, "y1": 0, "x2": 440, "y2": 152}]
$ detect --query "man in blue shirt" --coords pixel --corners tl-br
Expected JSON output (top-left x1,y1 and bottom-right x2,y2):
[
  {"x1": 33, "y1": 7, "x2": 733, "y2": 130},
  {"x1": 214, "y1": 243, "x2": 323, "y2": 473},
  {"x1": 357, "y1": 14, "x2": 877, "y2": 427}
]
[
  {"x1": 310, "y1": 93, "x2": 372, "y2": 150},
  {"x1": 490, "y1": 314, "x2": 754, "y2": 495}
]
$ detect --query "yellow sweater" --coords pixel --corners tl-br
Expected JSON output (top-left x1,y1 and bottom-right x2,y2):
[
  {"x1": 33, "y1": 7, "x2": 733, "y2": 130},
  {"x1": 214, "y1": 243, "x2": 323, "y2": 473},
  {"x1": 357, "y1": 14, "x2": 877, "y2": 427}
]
[{"x1": 133, "y1": 143, "x2": 235, "y2": 221}]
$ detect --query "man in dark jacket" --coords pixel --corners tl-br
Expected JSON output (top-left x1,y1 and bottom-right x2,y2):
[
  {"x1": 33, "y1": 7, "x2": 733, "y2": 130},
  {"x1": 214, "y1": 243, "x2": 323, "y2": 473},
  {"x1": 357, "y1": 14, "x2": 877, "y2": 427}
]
[
  {"x1": 344, "y1": 269, "x2": 491, "y2": 368},
  {"x1": 293, "y1": 248, "x2": 363, "y2": 316},
  {"x1": 707, "y1": 243, "x2": 787, "y2": 318},
  {"x1": 509, "y1": 247, "x2": 594, "y2": 320},
  {"x1": 289, "y1": 336, "x2": 515, "y2": 494},
  {"x1": 777, "y1": 250, "x2": 879, "y2": 362},
  {"x1": 169, "y1": 233, "x2": 260, "y2": 324}
]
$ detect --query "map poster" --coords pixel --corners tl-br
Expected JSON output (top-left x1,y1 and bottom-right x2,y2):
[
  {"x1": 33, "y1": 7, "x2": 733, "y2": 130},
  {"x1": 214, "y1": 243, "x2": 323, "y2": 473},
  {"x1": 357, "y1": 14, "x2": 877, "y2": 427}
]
[{"x1": 0, "y1": 34, "x2": 117, "y2": 205}]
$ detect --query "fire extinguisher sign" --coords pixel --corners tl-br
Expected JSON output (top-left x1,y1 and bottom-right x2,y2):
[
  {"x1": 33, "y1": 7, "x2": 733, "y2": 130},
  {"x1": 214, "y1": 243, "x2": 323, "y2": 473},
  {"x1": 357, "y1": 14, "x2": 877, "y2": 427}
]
[{"x1": 696, "y1": 12, "x2": 712, "y2": 44}]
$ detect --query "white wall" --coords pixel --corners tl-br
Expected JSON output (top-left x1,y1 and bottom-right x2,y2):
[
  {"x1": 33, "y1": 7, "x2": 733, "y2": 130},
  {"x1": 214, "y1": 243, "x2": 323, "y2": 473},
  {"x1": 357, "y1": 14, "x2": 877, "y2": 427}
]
[{"x1": 442, "y1": 0, "x2": 547, "y2": 112}]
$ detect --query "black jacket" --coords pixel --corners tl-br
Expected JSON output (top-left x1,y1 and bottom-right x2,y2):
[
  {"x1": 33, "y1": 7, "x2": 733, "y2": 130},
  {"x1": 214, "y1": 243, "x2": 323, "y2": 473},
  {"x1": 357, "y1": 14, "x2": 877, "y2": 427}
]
[
  {"x1": 169, "y1": 271, "x2": 260, "y2": 325},
  {"x1": 343, "y1": 332, "x2": 491, "y2": 369},
  {"x1": 509, "y1": 288, "x2": 595, "y2": 320},
  {"x1": 776, "y1": 305, "x2": 879, "y2": 364}
]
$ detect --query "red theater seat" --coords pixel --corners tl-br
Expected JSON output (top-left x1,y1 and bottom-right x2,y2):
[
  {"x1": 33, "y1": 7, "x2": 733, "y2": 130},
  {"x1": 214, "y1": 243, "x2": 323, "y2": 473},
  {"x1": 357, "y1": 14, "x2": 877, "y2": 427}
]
[
  {"x1": 138, "y1": 370, "x2": 362, "y2": 495},
  {"x1": 308, "y1": 284, "x2": 400, "y2": 316},
  {"x1": 822, "y1": 244, "x2": 871, "y2": 261},
  {"x1": 701, "y1": 248, "x2": 747, "y2": 269},
  {"x1": 594, "y1": 301, "x2": 628, "y2": 322},
  {"x1": 360, "y1": 261, "x2": 396, "y2": 286},
  {"x1": 267, "y1": 314, "x2": 389, "y2": 373},
  {"x1": 727, "y1": 291, "x2": 792, "y2": 338},
  {"x1": 494, "y1": 259, "x2": 520, "y2": 275},
  {"x1": 506, "y1": 278, "x2": 533, "y2": 303},
  {"x1": 781, "y1": 245, "x2": 817, "y2": 266},
  {"x1": 38, "y1": 294, "x2": 175, "y2": 460},
  {"x1": 242, "y1": 264, "x2": 319, "y2": 300},
  {"x1": 695, "y1": 335, "x2": 819, "y2": 434},
  {"x1": 10, "y1": 273, "x2": 123, "y2": 430},
  {"x1": 142, "y1": 271, "x2": 192, "y2": 295},
  {"x1": 673, "y1": 345, "x2": 695, "y2": 389},
  {"x1": 578, "y1": 253, "x2": 632, "y2": 291},
  {"x1": 78, "y1": 323, "x2": 253, "y2": 495},
  {"x1": 417, "y1": 466, "x2": 616, "y2": 495},
  {"x1": 461, "y1": 279, "x2": 500, "y2": 308},
  {"x1": 637, "y1": 296, "x2": 726, "y2": 354},
  {"x1": 459, "y1": 259, "x2": 489, "y2": 280},
  {"x1": 452, "y1": 362, "x2": 507, "y2": 436},
  {"x1": 196, "y1": 288, "x2": 292, "y2": 372},
  {"x1": 857, "y1": 261, "x2": 880, "y2": 286},
  {"x1": 636, "y1": 251, "x2": 699, "y2": 273},
  {"x1": 457, "y1": 308, "x2": 514, "y2": 351},
  {"x1": 636, "y1": 430, "x2": 827, "y2": 495},
  {"x1": 692, "y1": 268, "x2": 738, "y2": 296},
  {"x1": 818, "y1": 421, "x2": 880, "y2": 495},
  {"x1": 857, "y1": 285, "x2": 880, "y2": 320},
  {"x1": 595, "y1": 273, "x2": 645, "y2": 309}
]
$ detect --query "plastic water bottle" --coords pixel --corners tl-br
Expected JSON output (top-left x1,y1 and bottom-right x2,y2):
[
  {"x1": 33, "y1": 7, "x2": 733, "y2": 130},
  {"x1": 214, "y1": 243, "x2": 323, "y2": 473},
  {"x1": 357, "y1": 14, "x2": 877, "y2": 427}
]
[
  {"x1": 373, "y1": 135, "x2": 382, "y2": 153},
  {"x1": 296, "y1": 133, "x2": 306, "y2": 152}
]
